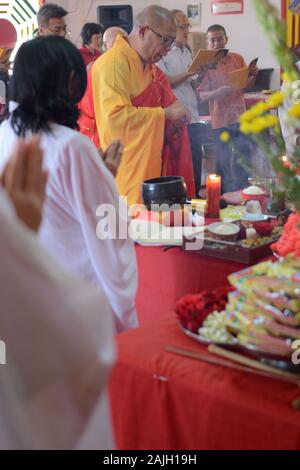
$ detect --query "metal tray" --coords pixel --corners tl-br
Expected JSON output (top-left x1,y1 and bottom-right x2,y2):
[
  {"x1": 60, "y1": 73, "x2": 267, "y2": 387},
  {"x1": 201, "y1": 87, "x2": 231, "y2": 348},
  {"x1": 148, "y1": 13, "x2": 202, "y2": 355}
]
[{"x1": 179, "y1": 323, "x2": 299, "y2": 372}]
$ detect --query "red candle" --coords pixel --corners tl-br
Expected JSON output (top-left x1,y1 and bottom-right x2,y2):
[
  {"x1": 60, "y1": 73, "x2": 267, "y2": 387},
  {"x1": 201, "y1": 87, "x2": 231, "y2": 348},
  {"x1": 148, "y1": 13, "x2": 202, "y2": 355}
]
[{"x1": 206, "y1": 174, "x2": 221, "y2": 218}]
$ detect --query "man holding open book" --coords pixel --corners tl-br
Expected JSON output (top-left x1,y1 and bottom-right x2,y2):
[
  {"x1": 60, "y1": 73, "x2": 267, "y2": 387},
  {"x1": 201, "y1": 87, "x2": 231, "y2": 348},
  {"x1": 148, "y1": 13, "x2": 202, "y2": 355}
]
[{"x1": 198, "y1": 25, "x2": 258, "y2": 193}]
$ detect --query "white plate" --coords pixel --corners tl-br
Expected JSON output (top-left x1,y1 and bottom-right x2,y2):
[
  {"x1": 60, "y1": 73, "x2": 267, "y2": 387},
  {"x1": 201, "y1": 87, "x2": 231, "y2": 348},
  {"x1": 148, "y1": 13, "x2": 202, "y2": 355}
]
[
  {"x1": 207, "y1": 221, "x2": 240, "y2": 237},
  {"x1": 241, "y1": 214, "x2": 269, "y2": 222}
]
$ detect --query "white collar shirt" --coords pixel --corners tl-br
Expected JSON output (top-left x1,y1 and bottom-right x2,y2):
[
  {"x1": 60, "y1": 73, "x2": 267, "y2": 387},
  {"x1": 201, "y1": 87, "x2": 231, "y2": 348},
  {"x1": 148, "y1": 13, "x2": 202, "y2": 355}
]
[{"x1": 157, "y1": 44, "x2": 199, "y2": 123}]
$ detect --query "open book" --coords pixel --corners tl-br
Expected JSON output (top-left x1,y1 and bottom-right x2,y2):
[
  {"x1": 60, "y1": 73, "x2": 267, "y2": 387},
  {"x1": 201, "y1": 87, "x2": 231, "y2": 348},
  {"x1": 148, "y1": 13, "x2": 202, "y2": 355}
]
[
  {"x1": 188, "y1": 48, "x2": 228, "y2": 74},
  {"x1": 227, "y1": 57, "x2": 259, "y2": 89}
]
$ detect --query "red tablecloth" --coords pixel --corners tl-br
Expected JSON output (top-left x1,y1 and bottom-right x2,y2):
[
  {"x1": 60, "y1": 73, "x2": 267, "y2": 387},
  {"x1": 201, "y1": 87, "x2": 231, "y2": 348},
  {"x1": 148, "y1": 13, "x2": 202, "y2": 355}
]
[
  {"x1": 135, "y1": 245, "x2": 244, "y2": 324},
  {"x1": 244, "y1": 92, "x2": 268, "y2": 109},
  {"x1": 109, "y1": 314, "x2": 300, "y2": 450}
]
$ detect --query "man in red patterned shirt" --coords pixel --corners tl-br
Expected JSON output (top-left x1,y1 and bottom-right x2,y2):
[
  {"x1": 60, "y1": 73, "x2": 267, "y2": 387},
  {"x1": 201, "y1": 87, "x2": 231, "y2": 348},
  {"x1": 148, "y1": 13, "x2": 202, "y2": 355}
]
[{"x1": 198, "y1": 25, "x2": 258, "y2": 192}]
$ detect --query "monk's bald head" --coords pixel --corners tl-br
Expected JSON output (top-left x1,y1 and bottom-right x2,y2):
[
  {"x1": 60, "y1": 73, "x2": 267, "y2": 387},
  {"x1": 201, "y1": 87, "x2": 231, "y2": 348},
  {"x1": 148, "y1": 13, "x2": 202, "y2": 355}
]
[
  {"x1": 130, "y1": 5, "x2": 176, "y2": 65},
  {"x1": 103, "y1": 27, "x2": 128, "y2": 50},
  {"x1": 135, "y1": 5, "x2": 175, "y2": 30}
]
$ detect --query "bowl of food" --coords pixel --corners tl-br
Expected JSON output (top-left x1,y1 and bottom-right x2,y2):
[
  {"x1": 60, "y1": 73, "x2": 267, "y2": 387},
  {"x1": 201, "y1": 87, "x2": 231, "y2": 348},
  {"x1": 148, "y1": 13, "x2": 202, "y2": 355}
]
[
  {"x1": 207, "y1": 222, "x2": 240, "y2": 241},
  {"x1": 248, "y1": 177, "x2": 275, "y2": 196},
  {"x1": 142, "y1": 176, "x2": 187, "y2": 210},
  {"x1": 242, "y1": 185, "x2": 266, "y2": 205},
  {"x1": 253, "y1": 220, "x2": 273, "y2": 237}
]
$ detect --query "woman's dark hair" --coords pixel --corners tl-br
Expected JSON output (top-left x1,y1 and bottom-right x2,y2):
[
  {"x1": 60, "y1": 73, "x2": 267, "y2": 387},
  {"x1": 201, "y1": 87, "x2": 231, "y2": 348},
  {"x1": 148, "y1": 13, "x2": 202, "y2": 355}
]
[
  {"x1": 8, "y1": 36, "x2": 87, "y2": 136},
  {"x1": 81, "y1": 23, "x2": 104, "y2": 46}
]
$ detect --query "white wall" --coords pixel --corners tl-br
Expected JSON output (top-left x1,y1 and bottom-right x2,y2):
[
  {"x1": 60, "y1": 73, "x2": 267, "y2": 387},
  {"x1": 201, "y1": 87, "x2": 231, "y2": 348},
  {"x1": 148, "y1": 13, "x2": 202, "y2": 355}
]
[{"x1": 52, "y1": 0, "x2": 282, "y2": 88}]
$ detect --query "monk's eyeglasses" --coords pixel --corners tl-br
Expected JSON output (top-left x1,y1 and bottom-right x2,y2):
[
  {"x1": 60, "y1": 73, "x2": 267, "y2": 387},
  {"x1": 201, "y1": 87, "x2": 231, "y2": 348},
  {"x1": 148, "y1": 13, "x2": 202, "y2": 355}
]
[{"x1": 147, "y1": 26, "x2": 175, "y2": 47}]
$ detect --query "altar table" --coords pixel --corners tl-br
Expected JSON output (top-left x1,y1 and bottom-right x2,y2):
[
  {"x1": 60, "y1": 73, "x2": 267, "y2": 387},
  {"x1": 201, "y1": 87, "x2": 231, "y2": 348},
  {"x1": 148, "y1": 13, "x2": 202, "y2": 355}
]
[
  {"x1": 109, "y1": 314, "x2": 300, "y2": 450},
  {"x1": 135, "y1": 245, "x2": 246, "y2": 324}
]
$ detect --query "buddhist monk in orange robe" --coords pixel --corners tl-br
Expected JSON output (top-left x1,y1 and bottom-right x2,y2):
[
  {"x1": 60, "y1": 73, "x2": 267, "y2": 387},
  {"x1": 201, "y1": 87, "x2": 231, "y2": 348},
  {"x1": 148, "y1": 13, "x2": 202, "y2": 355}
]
[{"x1": 91, "y1": 6, "x2": 195, "y2": 206}]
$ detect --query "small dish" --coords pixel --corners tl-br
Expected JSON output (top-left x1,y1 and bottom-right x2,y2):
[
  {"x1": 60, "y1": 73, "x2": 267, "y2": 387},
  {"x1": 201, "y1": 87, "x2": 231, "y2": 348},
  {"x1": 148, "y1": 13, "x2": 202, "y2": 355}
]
[
  {"x1": 207, "y1": 222, "x2": 240, "y2": 241},
  {"x1": 253, "y1": 220, "x2": 274, "y2": 237}
]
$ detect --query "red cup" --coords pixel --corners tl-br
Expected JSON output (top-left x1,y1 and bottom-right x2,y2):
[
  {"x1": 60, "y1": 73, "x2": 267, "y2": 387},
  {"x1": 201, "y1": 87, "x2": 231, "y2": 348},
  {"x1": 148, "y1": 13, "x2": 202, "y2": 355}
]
[{"x1": 241, "y1": 191, "x2": 266, "y2": 207}]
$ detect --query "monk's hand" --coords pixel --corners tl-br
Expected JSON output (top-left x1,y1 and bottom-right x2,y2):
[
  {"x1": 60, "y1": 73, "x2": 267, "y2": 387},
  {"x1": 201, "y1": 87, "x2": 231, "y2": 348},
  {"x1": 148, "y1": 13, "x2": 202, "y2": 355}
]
[
  {"x1": 0, "y1": 137, "x2": 47, "y2": 232},
  {"x1": 217, "y1": 85, "x2": 235, "y2": 96},
  {"x1": 101, "y1": 140, "x2": 124, "y2": 177},
  {"x1": 164, "y1": 100, "x2": 191, "y2": 127}
]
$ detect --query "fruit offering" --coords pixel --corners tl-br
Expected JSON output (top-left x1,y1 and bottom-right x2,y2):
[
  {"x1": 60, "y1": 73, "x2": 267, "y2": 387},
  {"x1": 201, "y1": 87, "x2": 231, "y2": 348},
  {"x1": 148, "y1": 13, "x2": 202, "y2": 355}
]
[{"x1": 226, "y1": 256, "x2": 300, "y2": 356}]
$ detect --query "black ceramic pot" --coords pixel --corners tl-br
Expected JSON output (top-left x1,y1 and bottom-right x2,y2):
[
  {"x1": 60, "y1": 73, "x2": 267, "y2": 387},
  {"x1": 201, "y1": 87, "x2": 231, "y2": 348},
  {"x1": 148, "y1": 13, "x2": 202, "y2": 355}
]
[{"x1": 142, "y1": 176, "x2": 187, "y2": 210}]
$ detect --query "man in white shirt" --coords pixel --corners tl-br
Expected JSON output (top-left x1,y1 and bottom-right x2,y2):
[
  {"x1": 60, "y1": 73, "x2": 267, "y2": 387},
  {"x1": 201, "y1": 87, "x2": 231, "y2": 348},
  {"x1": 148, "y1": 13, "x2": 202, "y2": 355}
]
[{"x1": 157, "y1": 9, "x2": 203, "y2": 195}]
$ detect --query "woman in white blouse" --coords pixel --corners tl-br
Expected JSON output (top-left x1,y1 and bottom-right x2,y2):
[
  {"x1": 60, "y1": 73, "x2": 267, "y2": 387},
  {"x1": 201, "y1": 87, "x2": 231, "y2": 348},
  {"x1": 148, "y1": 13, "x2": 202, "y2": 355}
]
[{"x1": 0, "y1": 35, "x2": 138, "y2": 333}]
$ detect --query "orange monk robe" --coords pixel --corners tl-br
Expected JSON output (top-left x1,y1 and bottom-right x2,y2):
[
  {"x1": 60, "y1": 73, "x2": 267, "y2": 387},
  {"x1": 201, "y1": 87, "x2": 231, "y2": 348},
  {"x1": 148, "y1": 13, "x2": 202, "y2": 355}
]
[
  {"x1": 80, "y1": 63, "x2": 195, "y2": 200},
  {"x1": 78, "y1": 65, "x2": 100, "y2": 149},
  {"x1": 92, "y1": 35, "x2": 169, "y2": 206}
]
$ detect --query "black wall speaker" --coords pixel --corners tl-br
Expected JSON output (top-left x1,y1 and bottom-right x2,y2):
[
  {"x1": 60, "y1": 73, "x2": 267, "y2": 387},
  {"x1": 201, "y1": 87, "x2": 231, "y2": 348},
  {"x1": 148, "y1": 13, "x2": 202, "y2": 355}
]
[{"x1": 97, "y1": 5, "x2": 133, "y2": 34}]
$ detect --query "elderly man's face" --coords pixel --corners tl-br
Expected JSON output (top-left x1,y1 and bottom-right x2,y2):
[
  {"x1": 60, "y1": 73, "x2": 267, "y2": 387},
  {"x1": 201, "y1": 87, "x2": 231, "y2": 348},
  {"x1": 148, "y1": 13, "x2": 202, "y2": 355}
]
[
  {"x1": 207, "y1": 30, "x2": 228, "y2": 50},
  {"x1": 39, "y1": 17, "x2": 68, "y2": 37},
  {"x1": 175, "y1": 13, "x2": 191, "y2": 46},
  {"x1": 140, "y1": 21, "x2": 176, "y2": 63}
]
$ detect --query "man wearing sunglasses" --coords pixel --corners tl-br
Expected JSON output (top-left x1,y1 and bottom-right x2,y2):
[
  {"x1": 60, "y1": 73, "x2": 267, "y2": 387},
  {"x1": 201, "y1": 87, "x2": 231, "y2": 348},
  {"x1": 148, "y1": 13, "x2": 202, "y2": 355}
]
[
  {"x1": 158, "y1": 9, "x2": 204, "y2": 196},
  {"x1": 93, "y1": 5, "x2": 195, "y2": 206},
  {"x1": 37, "y1": 3, "x2": 69, "y2": 38}
]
